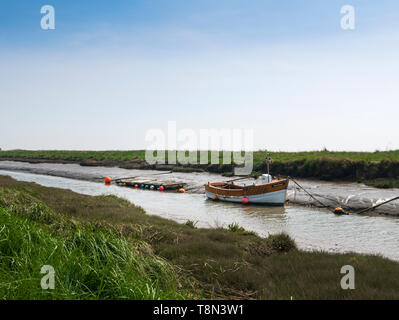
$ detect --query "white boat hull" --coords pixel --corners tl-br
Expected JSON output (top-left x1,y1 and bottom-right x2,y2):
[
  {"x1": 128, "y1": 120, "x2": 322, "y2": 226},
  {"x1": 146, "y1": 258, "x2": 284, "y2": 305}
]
[{"x1": 205, "y1": 188, "x2": 287, "y2": 205}]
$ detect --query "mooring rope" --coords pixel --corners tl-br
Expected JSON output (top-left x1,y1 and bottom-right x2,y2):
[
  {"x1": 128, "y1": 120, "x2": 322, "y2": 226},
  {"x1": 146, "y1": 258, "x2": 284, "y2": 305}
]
[
  {"x1": 310, "y1": 193, "x2": 355, "y2": 211},
  {"x1": 288, "y1": 176, "x2": 399, "y2": 215},
  {"x1": 288, "y1": 176, "x2": 330, "y2": 208}
]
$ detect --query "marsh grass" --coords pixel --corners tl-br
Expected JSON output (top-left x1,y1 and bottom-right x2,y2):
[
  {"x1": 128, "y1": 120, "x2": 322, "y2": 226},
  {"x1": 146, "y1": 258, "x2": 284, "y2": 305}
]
[
  {"x1": 1, "y1": 149, "x2": 399, "y2": 162},
  {"x1": 1, "y1": 175, "x2": 399, "y2": 299},
  {"x1": 228, "y1": 222, "x2": 246, "y2": 233},
  {"x1": 361, "y1": 178, "x2": 399, "y2": 189},
  {"x1": 1, "y1": 149, "x2": 398, "y2": 187},
  {"x1": 185, "y1": 220, "x2": 198, "y2": 229},
  {"x1": 266, "y1": 233, "x2": 296, "y2": 252},
  {"x1": 0, "y1": 189, "x2": 189, "y2": 299}
]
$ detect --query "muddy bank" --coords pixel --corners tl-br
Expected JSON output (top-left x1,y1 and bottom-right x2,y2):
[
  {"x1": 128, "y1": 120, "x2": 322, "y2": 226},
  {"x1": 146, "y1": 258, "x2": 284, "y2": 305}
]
[
  {"x1": 0, "y1": 160, "x2": 398, "y2": 216},
  {"x1": 1, "y1": 155, "x2": 398, "y2": 189},
  {"x1": 2, "y1": 170, "x2": 399, "y2": 262},
  {"x1": 0, "y1": 156, "x2": 216, "y2": 172},
  {"x1": 0, "y1": 156, "x2": 146, "y2": 169},
  {"x1": 0, "y1": 160, "x2": 225, "y2": 191},
  {"x1": 3, "y1": 174, "x2": 399, "y2": 298}
]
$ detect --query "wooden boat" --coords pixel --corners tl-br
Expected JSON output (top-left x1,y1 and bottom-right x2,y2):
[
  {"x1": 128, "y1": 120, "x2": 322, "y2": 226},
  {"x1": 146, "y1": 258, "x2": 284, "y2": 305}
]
[{"x1": 205, "y1": 174, "x2": 288, "y2": 205}]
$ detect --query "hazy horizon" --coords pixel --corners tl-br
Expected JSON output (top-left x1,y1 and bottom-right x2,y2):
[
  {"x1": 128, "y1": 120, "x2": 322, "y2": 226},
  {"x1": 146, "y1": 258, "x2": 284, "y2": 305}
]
[{"x1": 1, "y1": 148, "x2": 398, "y2": 153}]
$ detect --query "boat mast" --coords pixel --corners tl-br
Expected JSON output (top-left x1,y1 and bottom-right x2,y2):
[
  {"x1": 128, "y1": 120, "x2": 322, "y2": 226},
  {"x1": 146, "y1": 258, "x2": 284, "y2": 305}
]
[{"x1": 266, "y1": 152, "x2": 270, "y2": 175}]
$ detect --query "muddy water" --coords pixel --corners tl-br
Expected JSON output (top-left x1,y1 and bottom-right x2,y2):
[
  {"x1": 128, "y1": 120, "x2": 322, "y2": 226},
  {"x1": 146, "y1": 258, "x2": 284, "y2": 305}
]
[
  {"x1": 0, "y1": 161, "x2": 398, "y2": 215},
  {"x1": 1, "y1": 168, "x2": 399, "y2": 262}
]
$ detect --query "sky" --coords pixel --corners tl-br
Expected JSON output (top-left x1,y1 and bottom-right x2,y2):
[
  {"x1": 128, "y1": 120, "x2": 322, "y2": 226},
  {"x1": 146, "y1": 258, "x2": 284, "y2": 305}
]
[{"x1": 1, "y1": 0, "x2": 399, "y2": 151}]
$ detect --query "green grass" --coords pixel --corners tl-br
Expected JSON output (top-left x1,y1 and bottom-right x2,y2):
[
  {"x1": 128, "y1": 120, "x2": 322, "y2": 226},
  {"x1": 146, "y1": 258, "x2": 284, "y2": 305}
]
[
  {"x1": 361, "y1": 178, "x2": 399, "y2": 189},
  {"x1": 1, "y1": 149, "x2": 398, "y2": 188},
  {"x1": 227, "y1": 222, "x2": 247, "y2": 234},
  {"x1": 0, "y1": 150, "x2": 147, "y2": 162},
  {"x1": 253, "y1": 150, "x2": 399, "y2": 162},
  {"x1": 1, "y1": 149, "x2": 399, "y2": 163},
  {"x1": 0, "y1": 189, "x2": 190, "y2": 299},
  {"x1": 185, "y1": 220, "x2": 197, "y2": 229},
  {"x1": 1, "y1": 175, "x2": 399, "y2": 299}
]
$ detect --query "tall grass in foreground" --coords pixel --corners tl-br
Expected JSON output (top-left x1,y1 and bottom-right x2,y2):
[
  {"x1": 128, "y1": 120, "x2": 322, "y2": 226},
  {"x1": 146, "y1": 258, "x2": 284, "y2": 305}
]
[
  {"x1": 1, "y1": 178, "x2": 399, "y2": 299},
  {"x1": 0, "y1": 200, "x2": 188, "y2": 299}
]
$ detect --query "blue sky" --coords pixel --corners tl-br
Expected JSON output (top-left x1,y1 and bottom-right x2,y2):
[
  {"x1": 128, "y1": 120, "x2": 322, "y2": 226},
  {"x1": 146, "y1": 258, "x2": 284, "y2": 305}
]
[{"x1": 1, "y1": 0, "x2": 399, "y2": 151}]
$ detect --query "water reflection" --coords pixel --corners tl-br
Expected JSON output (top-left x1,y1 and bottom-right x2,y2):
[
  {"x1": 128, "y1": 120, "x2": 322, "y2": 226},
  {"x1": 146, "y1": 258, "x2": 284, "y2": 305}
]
[{"x1": 1, "y1": 160, "x2": 398, "y2": 214}]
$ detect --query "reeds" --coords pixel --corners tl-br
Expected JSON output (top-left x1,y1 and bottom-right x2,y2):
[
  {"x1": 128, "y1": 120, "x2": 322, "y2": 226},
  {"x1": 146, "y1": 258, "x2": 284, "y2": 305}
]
[
  {"x1": 1, "y1": 176, "x2": 399, "y2": 300},
  {"x1": 0, "y1": 193, "x2": 187, "y2": 299},
  {"x1": 1, "y1": 150, "x2": 398, "y2": 186}
]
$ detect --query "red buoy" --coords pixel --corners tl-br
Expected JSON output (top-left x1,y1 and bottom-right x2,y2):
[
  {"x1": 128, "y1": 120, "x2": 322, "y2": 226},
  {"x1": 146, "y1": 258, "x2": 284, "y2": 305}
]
[
  {"x1": 104, "y1": 176, "x2": 112, "y2": 184},
  {"x1": 212, "y1": 195, "x2": 219, "y2": 200},
  {"x1": 242, "y1": 197, "x2": 249, "y2": 204},
  {"x1": 159, "y1": 186, "x2": 164, "y2": 191},
  {"x1": 134, "y1": 184, "x2": 139, "y2": 188}
]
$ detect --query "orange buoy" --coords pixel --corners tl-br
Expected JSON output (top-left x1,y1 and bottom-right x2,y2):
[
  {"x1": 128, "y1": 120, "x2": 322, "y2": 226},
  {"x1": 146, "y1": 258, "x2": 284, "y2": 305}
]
[
  {"x1": 178, "y1": 188, "x2": 185, "y2": 193},
  {"x1": 212, "y1": 195, "x2": 219, "y2": 200},
  {"x1": 159, "y1": 186, "x2": 164, "y2": 191},
  {"x1": 334, "y1": 207, "x2": 344, "y2": 214},
  {"x1": 242, "y1": 197, "x2": 249, "y2": 204},
  {"x1": 104, "y1": 176, "x2": 112, "y2": 184}
]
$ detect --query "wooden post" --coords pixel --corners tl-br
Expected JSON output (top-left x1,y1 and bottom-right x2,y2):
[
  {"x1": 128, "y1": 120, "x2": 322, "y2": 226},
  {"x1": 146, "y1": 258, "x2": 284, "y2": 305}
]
[{"x1": 356, "y1": 196, "x2": 399, "y2": 214}]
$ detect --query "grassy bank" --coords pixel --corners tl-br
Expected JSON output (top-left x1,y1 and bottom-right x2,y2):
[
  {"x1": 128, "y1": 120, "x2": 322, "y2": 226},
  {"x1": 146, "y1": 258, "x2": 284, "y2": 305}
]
[
  {"x1": 1, "y1": 175, "x2": 399, "y2": 299},
  {"x1": 2, "y1": 149, "x2": 399, "y2": 162},
  {"x1": 1, "y1": 149, "x2": 398, "y2": 187},
  {"x1": 0, "y1": 191, "x2": 189, "y2": 299}
]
